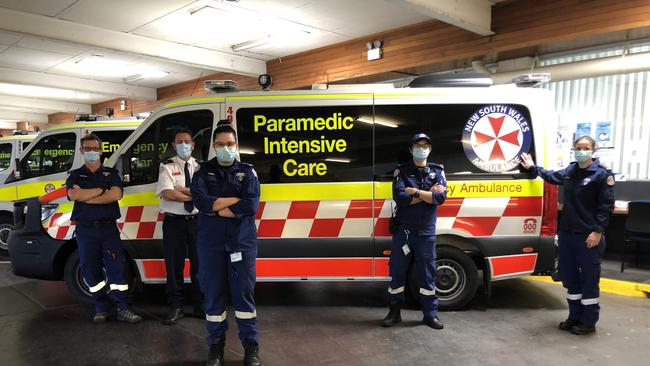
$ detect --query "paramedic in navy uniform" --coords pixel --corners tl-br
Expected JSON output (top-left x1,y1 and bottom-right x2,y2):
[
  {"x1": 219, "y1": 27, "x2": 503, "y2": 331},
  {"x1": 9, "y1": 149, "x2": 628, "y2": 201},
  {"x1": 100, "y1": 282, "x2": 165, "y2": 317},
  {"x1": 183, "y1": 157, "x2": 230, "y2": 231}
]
[
  {"x1": 382, "y1": 133, "x2": 448, "y2": 330},
  {"x1": 156, "y1": 128, "x2": 203, "y2": 325},
  {"x1": 521, "y1": 135, "x2": 614, "y2": 335},
  {"x1": 66, "y1": 133, "x2": 142, "y2": 324},
  {"x1": 191, "y1": 123, "x2": 262, "y2": 366}
]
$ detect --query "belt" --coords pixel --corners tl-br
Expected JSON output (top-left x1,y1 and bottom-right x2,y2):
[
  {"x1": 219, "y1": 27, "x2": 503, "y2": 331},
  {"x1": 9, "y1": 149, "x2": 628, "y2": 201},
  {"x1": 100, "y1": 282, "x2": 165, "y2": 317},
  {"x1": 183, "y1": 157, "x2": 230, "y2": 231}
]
[
  {"x1": 78, "y1": 220, "x2": 116, "y2": 228},
  {"x1": 165, "y1": 213, "x2": 197, "y2": 220}
]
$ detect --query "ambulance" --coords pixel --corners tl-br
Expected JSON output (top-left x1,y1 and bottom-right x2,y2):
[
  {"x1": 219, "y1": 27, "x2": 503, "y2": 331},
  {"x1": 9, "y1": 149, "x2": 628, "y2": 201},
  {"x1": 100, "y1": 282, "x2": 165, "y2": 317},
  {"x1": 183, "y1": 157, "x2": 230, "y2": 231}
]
[
  {"x1": 1, "y1": 120, "x2": 141, "y2": 257},
  {"x1": 0, "y1": 133, "x2": 37, "y2": 255},
  {"x1": 9, "y1": 77, "x2": 558, "y2": 310}
]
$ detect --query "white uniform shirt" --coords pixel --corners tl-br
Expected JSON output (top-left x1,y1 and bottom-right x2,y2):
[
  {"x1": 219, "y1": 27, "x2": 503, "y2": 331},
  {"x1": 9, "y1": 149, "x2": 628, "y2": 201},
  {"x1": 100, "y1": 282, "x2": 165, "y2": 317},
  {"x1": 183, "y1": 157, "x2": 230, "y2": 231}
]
[{"x1": 156, "y1": 156, "x2": 199, "y2": 215}]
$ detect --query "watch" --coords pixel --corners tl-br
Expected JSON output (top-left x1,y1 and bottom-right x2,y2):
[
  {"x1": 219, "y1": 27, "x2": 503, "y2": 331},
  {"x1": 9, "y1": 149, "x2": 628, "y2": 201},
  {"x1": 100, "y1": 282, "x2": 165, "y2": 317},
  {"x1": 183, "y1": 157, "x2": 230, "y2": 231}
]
[{"x1": 413, "y1": 190, "x2": 420, "y2": 198}]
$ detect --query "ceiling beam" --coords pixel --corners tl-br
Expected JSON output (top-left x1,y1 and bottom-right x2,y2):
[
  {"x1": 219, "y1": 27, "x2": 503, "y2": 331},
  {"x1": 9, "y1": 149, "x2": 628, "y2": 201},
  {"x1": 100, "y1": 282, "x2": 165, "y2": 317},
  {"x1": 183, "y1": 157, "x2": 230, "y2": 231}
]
[
  {"x1": 0, "y1": 94, "x2": 91, "y2": 114},
  {"x1": 0, "y1": 110, "x2": 48, "y2": 123},
  {"x1": 0, "y1": 68, "x2": 156, "y2": 100},
  {"x1": 0, "y1": 7, "x2": 266, "y2": 77},
  {"x1": 395, "y1": 0, "x2": 493, "y2": 36}
]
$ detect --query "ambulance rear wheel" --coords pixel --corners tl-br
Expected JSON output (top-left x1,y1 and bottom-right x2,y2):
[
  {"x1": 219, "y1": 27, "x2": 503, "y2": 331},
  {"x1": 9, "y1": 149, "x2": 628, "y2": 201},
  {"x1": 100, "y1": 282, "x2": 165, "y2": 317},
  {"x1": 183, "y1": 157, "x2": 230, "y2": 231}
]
[
  {"x1": 0, "y1": 214, "x2": 13, "y2": 257},
  {"x1": 407, "y1": 246, "x2": 479, "y2": 311},
  {"x1": 64, "y1": 250, "x2": 134, "y2": 306}
]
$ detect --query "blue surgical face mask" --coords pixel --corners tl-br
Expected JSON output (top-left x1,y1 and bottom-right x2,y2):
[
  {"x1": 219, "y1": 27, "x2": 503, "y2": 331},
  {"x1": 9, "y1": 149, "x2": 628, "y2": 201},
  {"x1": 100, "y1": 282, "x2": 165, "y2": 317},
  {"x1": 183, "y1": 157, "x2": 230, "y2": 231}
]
[
  {"x1": 83, "y1": 151, "x2": 100, "y2": 164},
  {"x1": 176, "y1": 143, "x2": 192, "y2": 159},
  {"x1": 575, "y1": 150, "x2": 593, "y2": 163},
  {"x1": 412, "y1": 147, "x2": 430, "y2": 161},
  {"x1": 216, "y1": 146, "x2": 237, "y2": 164}
]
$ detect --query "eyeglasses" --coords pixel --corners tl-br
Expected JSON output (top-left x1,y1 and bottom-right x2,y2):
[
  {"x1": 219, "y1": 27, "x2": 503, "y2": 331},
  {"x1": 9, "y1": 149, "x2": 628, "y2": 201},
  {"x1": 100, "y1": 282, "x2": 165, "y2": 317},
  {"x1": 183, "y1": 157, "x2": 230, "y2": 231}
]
[
  {"x1": 81, "y1": 147, "x2": 101, "y2": 152},
  {"x1": 214, "y1": 142, "x2": 237, "y2": 148},
  {"x1": 413, "y1": 143, "x2": 430, "y2": 149}
]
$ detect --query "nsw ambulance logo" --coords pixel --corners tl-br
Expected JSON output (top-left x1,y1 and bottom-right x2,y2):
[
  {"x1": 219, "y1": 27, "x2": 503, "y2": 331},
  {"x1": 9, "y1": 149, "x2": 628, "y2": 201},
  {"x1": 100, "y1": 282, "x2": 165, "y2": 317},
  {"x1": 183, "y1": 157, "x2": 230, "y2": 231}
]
[{"x1": 462, "y1": 105, "x2": 532, "y2": 173}]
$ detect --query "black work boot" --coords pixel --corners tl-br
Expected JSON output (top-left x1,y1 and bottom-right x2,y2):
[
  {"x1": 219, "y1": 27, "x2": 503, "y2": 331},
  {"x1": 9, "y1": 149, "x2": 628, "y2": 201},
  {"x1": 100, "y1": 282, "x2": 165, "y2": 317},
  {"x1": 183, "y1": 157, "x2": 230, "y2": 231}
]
[
  {"x1": 207, "y1": 337, "x2": 225, "y2": 366},
  {"x1": 93, "y1": 311, "x2": 109, "y2": 324},
  {"x1": 381, "y1": 303, "x2": 402, "y2": 327},
  {"x1": 243, "y1": 340, "x2": 262, "y2": 366},
  {"x1": 117, "y1": 308, "x2": 143, "y2": 324},
  {"x1": 423, "y1": 316, "x2": 444, "y2": 330},
  {"x1": 570, "y1": 323, "x2": 596, "y2": 335},
  {"x1": 559, "y1": 318, "x2": 580, "y2": 331},
  {"x1": 162, "y1": 307, "x2": 184, "y2": 325}
]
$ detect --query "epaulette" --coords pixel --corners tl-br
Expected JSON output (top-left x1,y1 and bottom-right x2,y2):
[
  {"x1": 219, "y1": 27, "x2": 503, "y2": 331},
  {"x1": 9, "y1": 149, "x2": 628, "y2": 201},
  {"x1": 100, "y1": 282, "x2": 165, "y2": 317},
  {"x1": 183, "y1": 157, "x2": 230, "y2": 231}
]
[
  {"x1": 429, "y1": 162, "x2": 444, "y2": 170},
  {"x1": 163, "y1": 158, "x2": 175, "y2": 164}
]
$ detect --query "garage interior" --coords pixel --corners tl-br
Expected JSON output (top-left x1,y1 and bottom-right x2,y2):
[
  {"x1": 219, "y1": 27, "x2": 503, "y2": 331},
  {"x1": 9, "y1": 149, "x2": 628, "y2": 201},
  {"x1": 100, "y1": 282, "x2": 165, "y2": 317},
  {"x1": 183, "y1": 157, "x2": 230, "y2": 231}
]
[{"x1": 1, "y1": 1, "x2": 650, "y2": 365}]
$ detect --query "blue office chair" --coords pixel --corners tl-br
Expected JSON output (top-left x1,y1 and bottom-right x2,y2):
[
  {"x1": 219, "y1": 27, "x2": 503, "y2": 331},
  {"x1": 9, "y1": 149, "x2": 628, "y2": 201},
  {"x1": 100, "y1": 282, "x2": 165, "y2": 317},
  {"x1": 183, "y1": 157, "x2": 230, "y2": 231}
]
[{"x1": 621, "y1": 200, "x2": 650, "y2": 272}]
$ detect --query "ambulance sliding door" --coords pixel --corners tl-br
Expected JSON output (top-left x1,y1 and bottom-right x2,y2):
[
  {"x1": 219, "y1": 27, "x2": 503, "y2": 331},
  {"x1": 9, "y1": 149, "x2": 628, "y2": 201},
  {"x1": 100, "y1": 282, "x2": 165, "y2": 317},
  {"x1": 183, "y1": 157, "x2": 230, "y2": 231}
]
[{"x1": 229, "y1": 93, "x2": 376, "y2": 280}]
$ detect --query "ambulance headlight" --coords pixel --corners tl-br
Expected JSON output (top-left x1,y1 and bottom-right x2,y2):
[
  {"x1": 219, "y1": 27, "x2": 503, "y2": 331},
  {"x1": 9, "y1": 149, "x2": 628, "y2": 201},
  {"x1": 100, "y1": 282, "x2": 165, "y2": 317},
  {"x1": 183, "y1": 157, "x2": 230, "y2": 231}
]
[{"x1": 41, "y1": 204, "x2": 59, "y2": 222}]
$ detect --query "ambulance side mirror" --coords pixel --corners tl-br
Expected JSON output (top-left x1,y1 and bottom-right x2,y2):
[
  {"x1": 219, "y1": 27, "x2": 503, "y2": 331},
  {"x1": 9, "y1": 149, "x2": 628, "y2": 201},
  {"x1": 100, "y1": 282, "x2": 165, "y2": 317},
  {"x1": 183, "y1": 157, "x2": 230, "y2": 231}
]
[{"x1": 14, "y1": 158, "x2": 21, "y2": 179}]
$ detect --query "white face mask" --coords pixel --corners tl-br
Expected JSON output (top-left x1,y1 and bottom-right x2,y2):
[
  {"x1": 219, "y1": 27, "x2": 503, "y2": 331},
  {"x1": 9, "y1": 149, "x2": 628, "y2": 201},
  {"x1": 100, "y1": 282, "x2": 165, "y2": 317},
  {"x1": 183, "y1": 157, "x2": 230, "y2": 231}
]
[
  {"x1": 412, "y1": 147, "x2": 430, "y2": 160},
  {"x1": 216, "y1": 145, "x2": 237, "y2": 164}
]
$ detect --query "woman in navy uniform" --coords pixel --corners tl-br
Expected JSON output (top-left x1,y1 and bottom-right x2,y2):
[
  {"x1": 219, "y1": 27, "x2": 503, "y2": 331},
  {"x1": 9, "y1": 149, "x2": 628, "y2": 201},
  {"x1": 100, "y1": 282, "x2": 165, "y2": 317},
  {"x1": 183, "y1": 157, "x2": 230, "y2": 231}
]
[
  {"x1": 382, "y1": 133, "x2": 448, "y2": 330},
  {"x1": 521, "y1": 135, "x2": 614, "y2": 335},
  {"x1": 66, "y1": 134, "x2": 142, "y2": 324},
  {"x1": 191, "y1": 123, "x2": 262, "y2": 366}
]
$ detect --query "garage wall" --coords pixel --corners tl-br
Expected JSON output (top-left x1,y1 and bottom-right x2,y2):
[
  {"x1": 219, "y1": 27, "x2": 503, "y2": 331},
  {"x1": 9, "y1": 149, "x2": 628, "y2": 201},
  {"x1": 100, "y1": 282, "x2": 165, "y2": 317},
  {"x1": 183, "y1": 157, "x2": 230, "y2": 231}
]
[{"x1": 543, "y1": 44, "x2": 650, "y2": 179}]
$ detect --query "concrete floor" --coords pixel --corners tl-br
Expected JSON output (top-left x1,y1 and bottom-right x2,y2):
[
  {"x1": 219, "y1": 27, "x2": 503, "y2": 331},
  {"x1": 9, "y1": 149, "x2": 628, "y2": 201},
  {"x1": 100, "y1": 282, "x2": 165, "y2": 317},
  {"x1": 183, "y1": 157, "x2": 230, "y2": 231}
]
[{"x1": 1, "y1": 259, "x2": 649, "y2": 366}]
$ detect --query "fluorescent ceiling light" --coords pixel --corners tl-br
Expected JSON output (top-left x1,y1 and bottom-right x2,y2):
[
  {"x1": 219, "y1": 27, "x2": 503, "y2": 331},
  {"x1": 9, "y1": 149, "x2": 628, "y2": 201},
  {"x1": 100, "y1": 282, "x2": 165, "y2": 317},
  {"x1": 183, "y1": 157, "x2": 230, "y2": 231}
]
[
  {"x1": 239, "y1": 149, "x2": 255, "y2": 155},
  {"x1": 0, "y1": 82, "x2": 92, "y2": 100},
  {"x1": 356, "y1": 117, "x2": 398, "y2": 128},
  {"x1": 75, "y1": 55, "x2": 169, "y2": 79},
  {"x1": 232, "y1": 36, "x2": 271, "y2": 52},
  {"x1": 325, "y1": 158, "x2": 351, "y2": 163}
]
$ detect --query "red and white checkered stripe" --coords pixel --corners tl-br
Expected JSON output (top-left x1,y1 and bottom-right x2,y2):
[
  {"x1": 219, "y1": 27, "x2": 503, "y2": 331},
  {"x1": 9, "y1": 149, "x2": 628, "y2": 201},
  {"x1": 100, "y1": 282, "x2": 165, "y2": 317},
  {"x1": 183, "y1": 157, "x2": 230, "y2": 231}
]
[{"x1": 45, "y1": 196, "x2": 542, "y2": 241}]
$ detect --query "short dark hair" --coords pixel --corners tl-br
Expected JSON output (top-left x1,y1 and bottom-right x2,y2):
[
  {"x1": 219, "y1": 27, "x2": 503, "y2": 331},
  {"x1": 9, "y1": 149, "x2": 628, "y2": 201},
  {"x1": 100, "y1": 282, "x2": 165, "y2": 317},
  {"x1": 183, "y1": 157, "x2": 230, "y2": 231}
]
[
  {"x1": 173, "y1": 128, "x2": 193, "y2": 142},
  {"x1": 213, "y1": 120, "x2": 237, "y2": 142},
  {"x1": 80, "y1": 133, "x2": 102, "y2": 147},
  {"x1": 574, "y1": 135, "x2": 596, "y2": 150}
]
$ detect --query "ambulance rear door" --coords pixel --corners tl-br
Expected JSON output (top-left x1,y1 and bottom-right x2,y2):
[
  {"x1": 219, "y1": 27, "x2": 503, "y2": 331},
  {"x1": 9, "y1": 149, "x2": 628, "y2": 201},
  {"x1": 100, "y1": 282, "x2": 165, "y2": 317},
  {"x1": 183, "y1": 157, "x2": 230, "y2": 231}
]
[{"x1": 228, "y1": 92, "x2": 377, "y2": 280}]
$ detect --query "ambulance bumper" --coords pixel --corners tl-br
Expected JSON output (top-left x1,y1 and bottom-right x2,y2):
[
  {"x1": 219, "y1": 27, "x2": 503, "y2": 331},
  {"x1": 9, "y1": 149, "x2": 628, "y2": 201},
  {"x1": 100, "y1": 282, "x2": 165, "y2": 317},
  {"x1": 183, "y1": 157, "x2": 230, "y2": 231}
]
[{"x1": 8, "y1": 198, "x2": 65, "y2": 280}]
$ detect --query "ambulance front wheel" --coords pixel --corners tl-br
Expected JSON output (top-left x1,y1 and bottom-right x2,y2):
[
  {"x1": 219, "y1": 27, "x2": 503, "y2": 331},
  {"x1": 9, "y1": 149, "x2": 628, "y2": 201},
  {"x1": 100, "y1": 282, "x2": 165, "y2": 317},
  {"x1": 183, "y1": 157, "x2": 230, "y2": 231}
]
[
  {"x1": 0, "y1": 214, "x2": 13, "y2": 257},
  {"x1": 63, "y1": 250, "x2": 134, "y2": 306},
  {"x1": 408, "y1": 246, "x2": 479, "y2": 311}
]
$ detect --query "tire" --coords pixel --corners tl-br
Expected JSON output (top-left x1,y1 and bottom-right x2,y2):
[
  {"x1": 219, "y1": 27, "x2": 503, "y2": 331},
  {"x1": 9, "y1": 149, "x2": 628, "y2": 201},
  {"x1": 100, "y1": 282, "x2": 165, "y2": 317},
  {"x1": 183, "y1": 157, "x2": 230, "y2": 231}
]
[
  {"x1": 0, "y1": 214, "x2": 14, "y2": 257},
  {"x1": 63, "y1": 250, "x2": 135, "y2": 306},
  {"x1": 408, "y1": 246, "x2": 479, "y2": 311}
]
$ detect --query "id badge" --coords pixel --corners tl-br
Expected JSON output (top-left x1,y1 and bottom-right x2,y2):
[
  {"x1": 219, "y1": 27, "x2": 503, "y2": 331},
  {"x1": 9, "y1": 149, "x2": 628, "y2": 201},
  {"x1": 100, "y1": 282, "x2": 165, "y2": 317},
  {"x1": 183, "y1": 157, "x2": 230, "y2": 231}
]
[
  {"x1": 402, "y1": 244, "x2": 411, "y2": 255},
  {"x1": 230, "y1": 251, "x2": 243, "y2": 263}
]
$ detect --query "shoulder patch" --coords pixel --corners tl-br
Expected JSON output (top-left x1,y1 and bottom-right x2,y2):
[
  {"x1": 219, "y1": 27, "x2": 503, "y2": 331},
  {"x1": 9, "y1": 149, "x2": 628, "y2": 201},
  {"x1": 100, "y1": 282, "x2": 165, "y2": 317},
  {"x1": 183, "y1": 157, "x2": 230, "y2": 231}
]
[
  {"x1": 159, "y1": 164, "x2": 165, "y2": 173},
  {"x1": 606, "y1": 175, "x2": 615, "y2": 186},
  {"x1": 393, "y1": 168, "x2": 400, "y2": 177}
]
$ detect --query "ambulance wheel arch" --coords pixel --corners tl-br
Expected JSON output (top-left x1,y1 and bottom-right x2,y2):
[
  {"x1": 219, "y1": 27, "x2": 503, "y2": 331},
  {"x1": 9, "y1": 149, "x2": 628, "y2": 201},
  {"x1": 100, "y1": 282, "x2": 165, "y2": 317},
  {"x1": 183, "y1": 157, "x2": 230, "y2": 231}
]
[
  {"x1": 408, "y1": 245, "x2": 479, "y2": 311},
  {"x1": 0, "y1": 212, "x2": 12, "y2": 256}
]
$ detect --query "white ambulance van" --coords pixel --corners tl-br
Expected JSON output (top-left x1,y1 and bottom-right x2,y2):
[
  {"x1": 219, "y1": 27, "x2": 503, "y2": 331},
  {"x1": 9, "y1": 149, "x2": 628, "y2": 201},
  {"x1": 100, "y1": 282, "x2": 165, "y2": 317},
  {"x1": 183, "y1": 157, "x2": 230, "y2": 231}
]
[
  {"x1": 1, "y1": 120, "x2": 141, "y2": 256},
  {"x1": 9, "y1": 78, "x2": 558, "y2": 310},
  {"x1": 0, "y1": 134, "x2": 36, "y2": 254}
]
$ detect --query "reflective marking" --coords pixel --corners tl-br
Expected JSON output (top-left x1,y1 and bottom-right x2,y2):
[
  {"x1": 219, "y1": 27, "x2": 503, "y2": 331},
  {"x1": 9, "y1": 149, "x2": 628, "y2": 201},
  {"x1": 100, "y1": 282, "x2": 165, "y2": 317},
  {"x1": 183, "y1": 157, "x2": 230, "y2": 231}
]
[
  {"x1": 109, "y1": 284, "x2": 129, "y2": 291},
  {"x1": 420, "y1": 288, "x2": 436, "y2": 296},
  {"x1": 235, "y1": 310, "x2": 257, "y2": 319},
  {"x1": 581, "y1": 298, "x2": 599, "y2": 305},
  {"x1": 567, "y1": 293, "x2": 582, "y2": 300},
  {"x1": 387, "y1": 286, "x2": 404, "y2": 294},
  {"x1": 206, "y1": 311, "x2": 227, "y2": 322},
  {"x1": 88, "y1": 280, "x2": 106, "y2": 293}
]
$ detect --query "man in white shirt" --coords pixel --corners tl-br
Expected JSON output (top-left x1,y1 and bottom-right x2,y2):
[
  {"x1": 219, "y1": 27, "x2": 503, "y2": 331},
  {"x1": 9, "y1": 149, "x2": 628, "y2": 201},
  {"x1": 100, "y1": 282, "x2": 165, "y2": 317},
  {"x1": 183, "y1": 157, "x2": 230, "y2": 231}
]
[{"x1": 156, "y1": 128, "x2": 203, "y2": 325}]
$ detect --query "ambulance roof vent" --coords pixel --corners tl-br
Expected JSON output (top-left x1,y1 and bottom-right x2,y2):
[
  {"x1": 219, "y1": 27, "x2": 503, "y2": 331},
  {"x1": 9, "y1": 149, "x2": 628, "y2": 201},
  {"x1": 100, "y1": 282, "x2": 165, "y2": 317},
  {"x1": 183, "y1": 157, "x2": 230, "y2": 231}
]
[
  {"x1": 204, "y1": 80, "x2": 239, "y2": 93},
  {"x1": 408, "y1": 72, "x2": 493, "y2": 88}
]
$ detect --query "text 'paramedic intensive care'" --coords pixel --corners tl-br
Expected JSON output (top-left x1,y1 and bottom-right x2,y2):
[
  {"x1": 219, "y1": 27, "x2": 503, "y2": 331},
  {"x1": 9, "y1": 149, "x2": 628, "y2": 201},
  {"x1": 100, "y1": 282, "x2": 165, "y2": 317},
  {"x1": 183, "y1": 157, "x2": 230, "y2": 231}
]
[{"x1": 253, "y1": 113, "x2": 354, "y2": 176}]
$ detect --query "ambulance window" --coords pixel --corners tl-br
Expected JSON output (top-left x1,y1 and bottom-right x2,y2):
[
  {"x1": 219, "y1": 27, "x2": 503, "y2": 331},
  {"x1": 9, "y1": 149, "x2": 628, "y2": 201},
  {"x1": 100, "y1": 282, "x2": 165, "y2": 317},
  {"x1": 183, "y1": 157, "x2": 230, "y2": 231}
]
[
  {"x1": 235, "y1": 105, "x2": 373, "y2": 183},
  {"x1": 374, "y1": 104, "x2": 535, "y2": 179},
  {"x1": 90, "y1": 130, "x2": 134, "y2": 163},
  {"x1": 0, "y1": 143, "x2": 11, "y2": 171},
  {"x1": 19, "y1": 133, "x2": 76, "y2": 179},
  {"x1": 22, "y1": 142, "x2": 31, "y2": 151},
  {"x1": 124, "y1": 110, "x2": 213, "y2": 186}
]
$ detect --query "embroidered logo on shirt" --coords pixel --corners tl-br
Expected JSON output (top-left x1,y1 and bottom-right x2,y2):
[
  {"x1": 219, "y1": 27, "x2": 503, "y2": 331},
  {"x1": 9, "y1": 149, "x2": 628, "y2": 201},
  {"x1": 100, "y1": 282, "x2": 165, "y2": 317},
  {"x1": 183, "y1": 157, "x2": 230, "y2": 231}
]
[
  {"x1": 236, "y1": 172, "x2": 245, "y2": 181},
  {"x1": 582, "y1": 178, "x2": 591, "y2": 185},
  {"x1": 607, "y1": 175, "x2": 615, "y2": 186}
]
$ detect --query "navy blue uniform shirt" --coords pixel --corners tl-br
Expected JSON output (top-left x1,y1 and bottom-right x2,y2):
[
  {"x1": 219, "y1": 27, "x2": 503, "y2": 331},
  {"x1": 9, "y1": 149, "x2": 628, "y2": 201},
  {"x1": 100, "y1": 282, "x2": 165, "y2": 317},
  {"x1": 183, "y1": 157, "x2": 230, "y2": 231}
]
[
  {"x1": 532, "y1": 158, "x2": 615, "y2": 233},
  {"x1": 393, "y1": 160, "x2": 447, "y2": 235},
  {"x1": 66, "y1": 165, "x2": 122, "y2": 222},
  {"x1": 191, "y1": 158, "x2": 260, "y2": 252}
]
